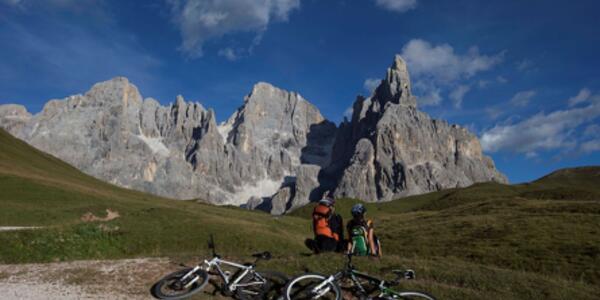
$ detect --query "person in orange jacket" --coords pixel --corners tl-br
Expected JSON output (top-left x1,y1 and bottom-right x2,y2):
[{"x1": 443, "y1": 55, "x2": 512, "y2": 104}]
[{"x1": 306, "y1": 196, "x2": 344, "y2": 253}]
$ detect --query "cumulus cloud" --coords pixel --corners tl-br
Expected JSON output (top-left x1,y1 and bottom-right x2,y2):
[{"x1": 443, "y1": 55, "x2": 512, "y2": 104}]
[
  {"x1": 401, "y1": 39, "x2": 503, "y2": 84},
  {"x1": 166, "y1": 0, "x2": 300, "y2": 58},
  {"x1": 480, "y1": 92, "x2": 600, "y2": 156},
  {"x1": 400, "y1": 39, "x2": 503, "y2": 107},
  {"x1": 363, "y1": 78, "x2": 380, "y2": 93},
  {"x1": 449, "y1": 85, "x2": 470, "y2": 108},
  {"x1": 374, "y1": 0, "x2": 417, "y2": 12},
  {"x1": 568, "y1": 88, "x2": 591, "y2": 107},
  {"x1": 509, "y1": 90, "x2": 536, "y2": 107}
]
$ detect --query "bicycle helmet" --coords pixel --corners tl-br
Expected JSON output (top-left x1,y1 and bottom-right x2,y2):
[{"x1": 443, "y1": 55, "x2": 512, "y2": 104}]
[
  {"x1": 319, "y1": 196, "x2": 335, "y2": 207},
  {"x1": 351, "y1": 203, "x2": 366, "y2": 216}
]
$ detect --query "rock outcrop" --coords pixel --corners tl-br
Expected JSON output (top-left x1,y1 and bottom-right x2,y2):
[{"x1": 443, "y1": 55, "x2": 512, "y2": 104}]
[
  {"x1": 0, "y1": 55, "x2": 507, "y2": 213},
  {"x1": 327, "y1": 56, "x2": 507, "y2": 201}
]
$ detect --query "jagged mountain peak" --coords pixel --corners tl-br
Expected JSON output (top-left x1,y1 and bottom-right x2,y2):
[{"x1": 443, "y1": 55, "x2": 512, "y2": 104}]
[
  {"x1": 81, "y1": 76, "x2": 143, "y2": 108},
  {"x1": 372, "y1": 54, "x2": 416, "y2": 108},
  {"x1": 0, "y1": 55, "x2": 506, "y2": 214},
  {"x1": 246, "y1": 81, "x2": 308, "y2": 105}
]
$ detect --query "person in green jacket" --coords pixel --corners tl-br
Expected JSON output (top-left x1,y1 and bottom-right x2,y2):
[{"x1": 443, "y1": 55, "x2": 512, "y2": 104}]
[{"x1": 347, "y1": 204, "x2": 381, "y2": 257}]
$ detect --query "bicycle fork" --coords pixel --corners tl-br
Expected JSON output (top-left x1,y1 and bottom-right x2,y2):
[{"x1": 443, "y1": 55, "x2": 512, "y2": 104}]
[{"x1": 311, "y1": 275, "x2": 337, "y2": 298}]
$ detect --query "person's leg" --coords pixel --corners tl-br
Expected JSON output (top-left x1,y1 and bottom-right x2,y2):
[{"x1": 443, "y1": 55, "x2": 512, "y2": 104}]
[
  {"x1": 316, "y1": 235, "x2": 337, "y2": 252},
  {"x1": 305, "y1": 238, "x2": 318, "y2": 253}
]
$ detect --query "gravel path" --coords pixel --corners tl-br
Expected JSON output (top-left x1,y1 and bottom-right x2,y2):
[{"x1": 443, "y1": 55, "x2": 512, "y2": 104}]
[{"x1": 0, "y1": 258, "x2": 182, "y2": 299}]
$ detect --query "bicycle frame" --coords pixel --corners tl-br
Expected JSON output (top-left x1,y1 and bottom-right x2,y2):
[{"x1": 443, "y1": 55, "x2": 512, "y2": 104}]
[
  {"x1": 310, "y1": 255, "x2": 402, "y2": 298},
  {"x1": 181, "y1": 256, "x2": 267, "y2": 293}
]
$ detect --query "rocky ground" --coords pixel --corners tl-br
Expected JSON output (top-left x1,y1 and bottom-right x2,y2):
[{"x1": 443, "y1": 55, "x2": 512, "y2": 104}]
[{"x1": 0, "y1": 258, "x2": 226, "y2": 299}]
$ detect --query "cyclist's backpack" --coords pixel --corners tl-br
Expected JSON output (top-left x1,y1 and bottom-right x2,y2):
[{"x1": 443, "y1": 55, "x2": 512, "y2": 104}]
[
  {"x1": 313, "y1": 204, "x2": 339, "y2": 241},
  {"x1": 350, "y1": 220, "x2": 372, "y2": 256}
]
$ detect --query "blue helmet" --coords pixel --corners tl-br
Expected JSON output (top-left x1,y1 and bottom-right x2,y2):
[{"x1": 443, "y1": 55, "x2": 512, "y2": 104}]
[{"x1": 351, "y1": 204, "x2": 366, "y2": 216}]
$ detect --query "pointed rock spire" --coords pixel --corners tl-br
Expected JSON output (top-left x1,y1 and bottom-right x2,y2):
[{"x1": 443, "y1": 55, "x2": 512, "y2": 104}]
[{"x1": 373, "y1": 55, "x2": 416, "y2": 108}]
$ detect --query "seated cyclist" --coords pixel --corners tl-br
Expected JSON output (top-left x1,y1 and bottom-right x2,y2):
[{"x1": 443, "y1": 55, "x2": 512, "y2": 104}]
[{"x1": 347, "y1": 204, "x2": 382, "y2": 257}]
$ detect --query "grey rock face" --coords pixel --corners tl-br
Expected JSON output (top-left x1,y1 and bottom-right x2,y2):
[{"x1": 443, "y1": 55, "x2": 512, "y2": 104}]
[
  {"x1": 329, "y1": 55, "x2": 507, "y2": 201},
  {"x1": 0, "y1": 78, "x2": 336, "y2": 210},
  {"x1": 0, "y1": 104, "x2": 31, "y2": 134},
  {"x1": 0, "y1": 54, "x2": 506, "y2": 213}
]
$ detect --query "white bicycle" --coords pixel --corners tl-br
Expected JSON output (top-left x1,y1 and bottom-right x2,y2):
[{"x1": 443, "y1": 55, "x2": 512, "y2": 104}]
[{"x1": 151, "y1": 235, "x2": 287, "y2": 300}]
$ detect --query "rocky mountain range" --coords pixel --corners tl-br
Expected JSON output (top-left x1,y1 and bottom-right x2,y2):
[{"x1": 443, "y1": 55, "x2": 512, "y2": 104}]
[{"x1": 0, "y1": 55, "x2": 507, "y2": 214}]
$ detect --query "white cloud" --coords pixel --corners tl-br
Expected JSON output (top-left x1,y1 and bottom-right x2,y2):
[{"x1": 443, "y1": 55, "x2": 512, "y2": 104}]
[
  {"x1": 218, "y1": 47, "x2": 239, "y2": 61},
  {"x1": 496, "y1": 75, "x2": 508, "y2": 83},
  {"x1": 401, "y1": 39, "x2": 504, "y2": 84},
  {"x1": 481, "y1": 100, "x2": 600, "y2": 155},
  {"x1": 568, "y1": 88, "x2": 591, "y2": 107},
  {"x1": 580, "y1": 139, "x2": 600, "y2": 153},
  {"x1": 363, "y1": 78, "x2": 380, "y2": 93},
  {"x1": 485, "y1": 106, "x2": 503, "y2": 120},
  {"x1": 418, "y1": 88, "x2": 442, "y2": 106},
  {"x1": 517, "y1": 59, "x2": 534, "y2": 71},
  {"x1": 374, "y1": 0, "x2": 417, "y2": 12},
  {"x1": 400, "y1": 39, "x2": 503, "y2": 107},
  {"x1": 166, "y1": 0, "x2": 300, "y2": 58},
  {"x1": 579, "y1": 140, "x2": 600, "y2": 153},
  {"x1": 449, "y1": 84, "x2": 470, "y2": 108},
  {"x1": 509, "y1": 90, "x2": 536, "y2": 107}
]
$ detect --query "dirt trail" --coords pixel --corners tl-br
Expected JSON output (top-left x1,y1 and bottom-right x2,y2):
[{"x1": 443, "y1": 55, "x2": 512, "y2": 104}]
[{"x1": 0, "y1": 257, "x2": 225, "y2": 299}]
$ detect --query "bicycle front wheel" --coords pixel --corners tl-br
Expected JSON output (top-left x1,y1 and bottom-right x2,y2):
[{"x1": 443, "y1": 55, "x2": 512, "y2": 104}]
[{"x1": 284, "y1": 273, "x2": 341, "y2": 300}]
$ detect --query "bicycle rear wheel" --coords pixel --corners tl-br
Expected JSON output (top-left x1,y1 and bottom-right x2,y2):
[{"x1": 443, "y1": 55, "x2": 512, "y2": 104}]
[
  {"x1": 151, "y1": 268, "x2": 209, "y2": 300},
  {"x1": 284, "y1": 273, "x2": 341, "y2": 300}
]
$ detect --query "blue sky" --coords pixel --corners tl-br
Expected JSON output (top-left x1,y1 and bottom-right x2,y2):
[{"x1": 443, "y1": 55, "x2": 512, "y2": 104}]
[{"x1": 0, "y1": 0, "x2": 599, "y2": 183}]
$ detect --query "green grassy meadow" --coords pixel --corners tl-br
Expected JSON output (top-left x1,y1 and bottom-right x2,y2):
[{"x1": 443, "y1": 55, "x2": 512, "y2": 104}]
[{"x1": 1, "y1": 128, "x2": 599, "y2": 299}]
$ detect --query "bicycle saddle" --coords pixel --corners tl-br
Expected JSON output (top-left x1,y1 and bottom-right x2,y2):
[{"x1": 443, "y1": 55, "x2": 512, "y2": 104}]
[
  {"x1": 252, "y1": 251, "x2": 272, "y2": 260},
  {"x1": 392, "y1": 269, "x2": 415, "y2": 279}
]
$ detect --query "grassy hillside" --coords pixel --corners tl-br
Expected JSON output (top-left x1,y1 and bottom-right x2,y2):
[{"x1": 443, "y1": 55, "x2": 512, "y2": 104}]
[{"x1": 1, "y1": 128, "x2": 599, "y2": 299}]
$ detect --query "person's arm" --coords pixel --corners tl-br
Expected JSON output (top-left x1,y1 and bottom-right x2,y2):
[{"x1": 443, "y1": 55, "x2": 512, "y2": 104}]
[
  {"x1": 368, "y1": 228, "x2": 377, "y2": 256},
  {"x1": 346, "y1": 222, "x2": 353, "y2": 253}
]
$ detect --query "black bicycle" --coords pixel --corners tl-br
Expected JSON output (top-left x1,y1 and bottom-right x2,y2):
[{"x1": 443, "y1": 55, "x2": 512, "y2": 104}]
[
  {"x1": 152, "y1": 235, "x2": 288, "y2": 300},
  {"x1": 283, "y1": 254, "x2": 436, "y2": 300}
]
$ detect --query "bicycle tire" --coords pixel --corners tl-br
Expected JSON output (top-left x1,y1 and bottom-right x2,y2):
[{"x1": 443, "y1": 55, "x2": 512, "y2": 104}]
[
  {"x1": 382, "y1": 290, "x2": 436, "y2": 300},
  {"x1": 284, "y1": 273, "x2": 341, "y2": 300},
  {"x1": 151, "y1": 267, "x2": 209, "y2": 300}
]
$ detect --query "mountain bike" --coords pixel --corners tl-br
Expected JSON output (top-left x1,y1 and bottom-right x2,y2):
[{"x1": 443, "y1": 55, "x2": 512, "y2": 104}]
[
  {"x1": 151, "y1": 235, "x2": 288, "y2": 300},
  {"x1": 283, "y1": 254, "x2": 436, "y2": 300}
]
